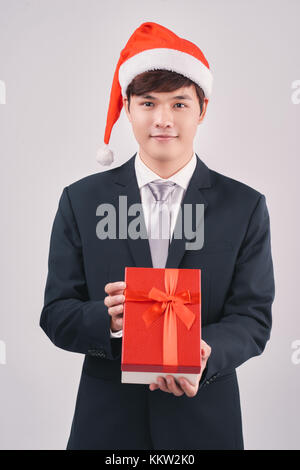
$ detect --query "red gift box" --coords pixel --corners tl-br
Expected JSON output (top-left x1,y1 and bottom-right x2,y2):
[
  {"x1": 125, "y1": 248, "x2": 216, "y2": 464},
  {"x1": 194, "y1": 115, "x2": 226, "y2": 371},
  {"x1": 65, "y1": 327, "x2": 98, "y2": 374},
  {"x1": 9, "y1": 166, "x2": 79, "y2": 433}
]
[{"x1": 121, "y1": 267, "x2": 202, "y2": 385}]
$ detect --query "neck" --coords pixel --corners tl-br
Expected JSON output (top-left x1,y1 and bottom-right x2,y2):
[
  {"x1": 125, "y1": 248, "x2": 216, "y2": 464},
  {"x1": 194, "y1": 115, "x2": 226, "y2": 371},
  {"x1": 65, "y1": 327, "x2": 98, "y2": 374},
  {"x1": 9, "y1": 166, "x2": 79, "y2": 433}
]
[{"x1": 139, "y1": 149, "x2": 194, "y2": 179}]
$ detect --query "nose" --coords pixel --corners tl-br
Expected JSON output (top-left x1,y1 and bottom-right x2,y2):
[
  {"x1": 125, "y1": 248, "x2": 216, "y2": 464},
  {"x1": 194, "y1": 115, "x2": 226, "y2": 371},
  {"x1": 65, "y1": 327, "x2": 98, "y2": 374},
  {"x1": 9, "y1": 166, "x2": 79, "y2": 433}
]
[{"x1": 153, "y1": 106, "x2": 174, "y2": 128}]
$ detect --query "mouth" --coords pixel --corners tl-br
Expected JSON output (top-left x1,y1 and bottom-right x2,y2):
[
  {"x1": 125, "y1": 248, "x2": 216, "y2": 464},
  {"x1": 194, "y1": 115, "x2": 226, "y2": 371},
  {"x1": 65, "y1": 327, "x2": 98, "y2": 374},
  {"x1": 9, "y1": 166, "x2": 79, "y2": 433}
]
[{"x1": 151, "y1": 135, "x2": 177, "y2": 142}]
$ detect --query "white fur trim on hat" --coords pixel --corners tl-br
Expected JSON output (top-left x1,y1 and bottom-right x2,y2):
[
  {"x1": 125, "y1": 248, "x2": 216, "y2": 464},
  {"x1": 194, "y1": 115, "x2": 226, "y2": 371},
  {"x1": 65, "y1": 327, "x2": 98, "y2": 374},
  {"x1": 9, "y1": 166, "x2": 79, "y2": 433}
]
[{"x1": 118, "y1": 48, "x2": 213, "y2": 98}]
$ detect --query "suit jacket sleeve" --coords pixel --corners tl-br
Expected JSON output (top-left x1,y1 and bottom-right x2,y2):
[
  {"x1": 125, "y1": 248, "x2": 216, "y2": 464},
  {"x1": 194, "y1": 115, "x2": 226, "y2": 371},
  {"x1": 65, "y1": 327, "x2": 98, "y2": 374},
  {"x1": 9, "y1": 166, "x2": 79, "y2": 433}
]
[
  {"x1": 39, "y1": 187, "x2": 119, "y2": 360},
  {"x1": 199, "y1": 194, "x2": 275, "y2": 389}
]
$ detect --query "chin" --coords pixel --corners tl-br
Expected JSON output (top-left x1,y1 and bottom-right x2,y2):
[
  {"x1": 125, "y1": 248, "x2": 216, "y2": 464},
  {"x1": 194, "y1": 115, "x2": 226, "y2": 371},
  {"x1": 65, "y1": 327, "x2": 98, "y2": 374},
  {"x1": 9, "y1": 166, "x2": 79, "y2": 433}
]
[
  {"x1": 152, "y1": 153, "x2": 175, "y2": 162},
  {"x1": 148, "y1": 146, "x2": 176, "y2": 159}
]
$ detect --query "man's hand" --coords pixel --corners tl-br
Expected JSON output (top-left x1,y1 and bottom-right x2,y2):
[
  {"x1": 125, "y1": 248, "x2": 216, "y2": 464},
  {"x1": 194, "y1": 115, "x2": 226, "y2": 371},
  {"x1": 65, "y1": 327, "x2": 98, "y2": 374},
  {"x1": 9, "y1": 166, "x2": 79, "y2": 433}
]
[
  {"x1": 149, "y1": 339, "x2": 211, "y2": 397},
  {"x1": 104, "y1": 281, "x2": 126, "y2": 332}
]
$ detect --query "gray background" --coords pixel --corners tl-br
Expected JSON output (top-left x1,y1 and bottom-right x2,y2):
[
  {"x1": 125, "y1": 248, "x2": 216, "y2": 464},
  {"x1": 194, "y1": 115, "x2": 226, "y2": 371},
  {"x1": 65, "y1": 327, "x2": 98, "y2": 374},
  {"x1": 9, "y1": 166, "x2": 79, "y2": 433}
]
[{"x1": 0, "y1": 0, "x2": 299, "y2": 450}]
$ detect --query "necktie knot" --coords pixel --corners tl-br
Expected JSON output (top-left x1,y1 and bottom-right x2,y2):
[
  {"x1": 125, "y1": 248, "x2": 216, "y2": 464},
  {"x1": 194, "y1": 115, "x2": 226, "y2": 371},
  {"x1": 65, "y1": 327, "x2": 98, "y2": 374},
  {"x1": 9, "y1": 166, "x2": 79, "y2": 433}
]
[{"x1": 147, "y1": 179, "x2": 177, "y2": 202}]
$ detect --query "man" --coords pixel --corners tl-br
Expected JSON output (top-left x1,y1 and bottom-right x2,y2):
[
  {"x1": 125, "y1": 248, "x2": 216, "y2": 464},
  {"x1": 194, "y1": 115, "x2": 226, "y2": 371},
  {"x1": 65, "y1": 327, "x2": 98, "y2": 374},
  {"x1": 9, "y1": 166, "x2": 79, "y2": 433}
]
[{"x1": 40, "y1": 22, "x2": 275, "y2": 450}]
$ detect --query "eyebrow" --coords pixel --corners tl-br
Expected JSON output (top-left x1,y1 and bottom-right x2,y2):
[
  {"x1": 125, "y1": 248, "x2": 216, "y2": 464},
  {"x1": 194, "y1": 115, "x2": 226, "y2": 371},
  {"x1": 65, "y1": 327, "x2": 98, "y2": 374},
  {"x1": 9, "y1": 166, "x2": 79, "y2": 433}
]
[{"x1": 140, "y1": 94, "x2": 193, "y2": 101}]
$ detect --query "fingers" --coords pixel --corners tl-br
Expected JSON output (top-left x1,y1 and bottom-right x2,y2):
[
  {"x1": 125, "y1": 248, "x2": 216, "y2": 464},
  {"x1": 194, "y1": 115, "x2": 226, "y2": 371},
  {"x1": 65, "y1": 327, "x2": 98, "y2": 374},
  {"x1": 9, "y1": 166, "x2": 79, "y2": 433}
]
[
  {"x1": 104, "y1": 294, "x2": 125, "y2": 309},
  {"x1": 110, "y1": 315, "x2": 123, "y2": 332},
  {"x1": 201, "y1": 339, "x2": 212, "y2": 360},
  {"x1": 164, "y1": 376, "x2": 185, "y2": 396},
  {"x1": 177, "y1": 377, "x2": 198, "y2": 398},
  {"x1": 104, "y1": 281, "x2": 126, "y2": 316},
  {"x1": 104, "y1": 282, "x2": 126, "y2": 332},
  {"x1": 149, "y1": 375, "x2": 200, "y2": 397},
  {"x1": 104, "y1": 281, "x2": 126, "y2": 295},
  {"x1": 149, "y1": 383, "x2": 159, "y2": 391},
  {"x1": 149, "y1": 378, "x2": 169, "y2": 393},
  {"x1": 149, "y1": 376, "x2": 184, "y2": 397},
  {"x1": 156, "y1": 377, "x2": 171, "y2": 394},
  {"x1": 104, "y1": 296, "x2": 125, "y2": 321}
]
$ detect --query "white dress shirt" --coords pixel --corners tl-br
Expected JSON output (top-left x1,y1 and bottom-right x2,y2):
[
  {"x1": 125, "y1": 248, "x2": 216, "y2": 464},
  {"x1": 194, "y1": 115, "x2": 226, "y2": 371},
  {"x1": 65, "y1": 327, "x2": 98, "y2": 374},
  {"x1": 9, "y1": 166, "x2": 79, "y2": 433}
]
[{"x1": 110, "y1": 151, "x2": 197, "y2": 338}]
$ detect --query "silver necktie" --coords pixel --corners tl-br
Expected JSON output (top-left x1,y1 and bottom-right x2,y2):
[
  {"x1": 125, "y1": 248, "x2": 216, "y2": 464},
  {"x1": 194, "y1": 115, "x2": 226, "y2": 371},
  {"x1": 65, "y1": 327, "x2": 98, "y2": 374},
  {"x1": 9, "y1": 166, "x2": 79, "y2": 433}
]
[{"x1": 147, "y1": 179, "x2": 177, "y2": 268}]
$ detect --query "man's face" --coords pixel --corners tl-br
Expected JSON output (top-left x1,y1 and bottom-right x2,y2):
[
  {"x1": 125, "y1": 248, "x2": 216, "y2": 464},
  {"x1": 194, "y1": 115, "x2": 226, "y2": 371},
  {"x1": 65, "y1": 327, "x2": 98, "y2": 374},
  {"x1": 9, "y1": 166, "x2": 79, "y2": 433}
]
[{"x1": 123, "y1": 85, "x2": 208, "y2": 163}]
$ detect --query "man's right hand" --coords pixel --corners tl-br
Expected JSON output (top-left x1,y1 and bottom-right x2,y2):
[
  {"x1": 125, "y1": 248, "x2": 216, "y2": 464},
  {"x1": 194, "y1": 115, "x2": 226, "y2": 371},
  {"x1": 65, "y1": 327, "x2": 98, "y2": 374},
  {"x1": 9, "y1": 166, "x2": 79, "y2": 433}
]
[{"x1": 104, "y1": 281, "x2": 126, "y2": 332}]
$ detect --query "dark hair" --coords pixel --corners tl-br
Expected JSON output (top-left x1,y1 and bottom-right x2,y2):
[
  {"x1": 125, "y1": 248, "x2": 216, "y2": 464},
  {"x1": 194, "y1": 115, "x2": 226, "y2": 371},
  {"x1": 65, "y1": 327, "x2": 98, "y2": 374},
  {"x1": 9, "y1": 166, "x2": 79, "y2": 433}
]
[{"x1": 126, "y1": 69, "x2": 205, "y2": 115}]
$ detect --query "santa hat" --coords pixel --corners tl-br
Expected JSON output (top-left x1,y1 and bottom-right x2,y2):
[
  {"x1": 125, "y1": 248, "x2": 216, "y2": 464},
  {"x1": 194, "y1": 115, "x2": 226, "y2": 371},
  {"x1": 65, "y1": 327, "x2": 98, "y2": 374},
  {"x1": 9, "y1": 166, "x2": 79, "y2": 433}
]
[{"x1": 96, "y1": 21, "x2": 213, "y2": 166}]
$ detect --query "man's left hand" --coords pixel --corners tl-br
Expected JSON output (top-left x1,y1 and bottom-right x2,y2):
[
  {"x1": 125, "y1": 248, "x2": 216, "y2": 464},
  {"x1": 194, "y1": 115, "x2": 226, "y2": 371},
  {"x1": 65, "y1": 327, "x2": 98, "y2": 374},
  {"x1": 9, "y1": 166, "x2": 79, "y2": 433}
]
[{"x1": 149, "y1": 339, "x2": 211, "y2": 398}]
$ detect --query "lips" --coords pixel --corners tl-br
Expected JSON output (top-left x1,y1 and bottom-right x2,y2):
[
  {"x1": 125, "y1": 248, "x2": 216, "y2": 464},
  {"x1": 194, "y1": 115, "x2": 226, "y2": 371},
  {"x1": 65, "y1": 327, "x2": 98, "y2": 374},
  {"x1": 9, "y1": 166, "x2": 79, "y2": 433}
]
[{"x1": 151, "y1": 135, "x2": 177, "y2": 141}]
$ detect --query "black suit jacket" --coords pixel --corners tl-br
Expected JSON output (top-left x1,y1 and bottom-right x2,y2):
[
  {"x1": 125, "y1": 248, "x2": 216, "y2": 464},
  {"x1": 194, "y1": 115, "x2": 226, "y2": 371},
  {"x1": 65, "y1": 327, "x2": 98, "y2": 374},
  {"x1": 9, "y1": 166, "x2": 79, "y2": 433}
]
[{"x1": 40, "y1": 153, "x2": 275, "y2": 450}]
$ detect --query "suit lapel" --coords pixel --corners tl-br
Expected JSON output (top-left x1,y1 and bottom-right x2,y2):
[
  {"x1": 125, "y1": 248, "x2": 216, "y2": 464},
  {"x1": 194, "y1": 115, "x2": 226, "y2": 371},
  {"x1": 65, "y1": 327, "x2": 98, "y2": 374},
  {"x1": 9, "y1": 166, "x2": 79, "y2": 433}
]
[
  {"x1": 111, "y1": 153, "x2": 153, "y2": 268},
  {"x1": 111, "y1": 152, "x2": 211, "y2": 268},
  {"x1": 166, "y1": 156, "x2": 211, "y2": 268}
]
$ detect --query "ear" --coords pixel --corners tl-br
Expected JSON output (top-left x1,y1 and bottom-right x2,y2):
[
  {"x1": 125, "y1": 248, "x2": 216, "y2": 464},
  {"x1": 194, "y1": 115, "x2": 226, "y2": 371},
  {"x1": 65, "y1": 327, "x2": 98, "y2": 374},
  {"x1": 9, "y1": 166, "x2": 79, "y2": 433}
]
[
  {"x1": 123, "y1": 96, "x2": 132, "y2": 122},
  {"x1": 198, "y1": 97, "x2": 209, "y2": 124}
]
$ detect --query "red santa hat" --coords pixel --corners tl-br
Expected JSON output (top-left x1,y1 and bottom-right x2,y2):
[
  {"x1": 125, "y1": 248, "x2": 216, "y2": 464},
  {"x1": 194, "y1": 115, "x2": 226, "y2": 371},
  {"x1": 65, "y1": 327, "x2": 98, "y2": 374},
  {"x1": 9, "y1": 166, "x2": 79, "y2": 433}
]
[{"x1": 96, "y1": 21, "x2": 213, "y2": 166}]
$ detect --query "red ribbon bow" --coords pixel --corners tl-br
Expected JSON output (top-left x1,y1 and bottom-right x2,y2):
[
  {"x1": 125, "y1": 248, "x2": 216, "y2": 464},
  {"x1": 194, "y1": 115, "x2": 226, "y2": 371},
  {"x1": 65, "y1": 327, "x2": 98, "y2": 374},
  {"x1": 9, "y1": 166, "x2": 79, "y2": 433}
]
[{"x1": 125, "y1": 269, "x2": 199, "y2": 368}]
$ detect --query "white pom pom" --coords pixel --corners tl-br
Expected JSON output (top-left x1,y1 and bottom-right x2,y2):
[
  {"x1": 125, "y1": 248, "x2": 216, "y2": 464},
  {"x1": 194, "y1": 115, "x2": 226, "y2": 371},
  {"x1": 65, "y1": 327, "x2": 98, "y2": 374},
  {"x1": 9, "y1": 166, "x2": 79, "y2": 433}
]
[{"x1": 96, "y1": 144, "x2": 114, "y2": 166}]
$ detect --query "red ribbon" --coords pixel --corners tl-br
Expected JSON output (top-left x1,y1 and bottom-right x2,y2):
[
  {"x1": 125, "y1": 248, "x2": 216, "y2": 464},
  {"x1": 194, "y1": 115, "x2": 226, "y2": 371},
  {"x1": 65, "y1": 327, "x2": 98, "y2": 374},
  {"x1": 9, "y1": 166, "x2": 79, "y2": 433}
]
[{"x1": 124, "y1": 269, "x2": 199, "y2": 367}]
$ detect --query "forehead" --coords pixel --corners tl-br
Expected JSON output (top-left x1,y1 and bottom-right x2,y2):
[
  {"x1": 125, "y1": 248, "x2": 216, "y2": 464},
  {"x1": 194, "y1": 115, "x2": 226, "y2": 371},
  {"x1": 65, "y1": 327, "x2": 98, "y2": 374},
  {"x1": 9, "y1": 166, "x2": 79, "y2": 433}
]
[{"x1": 134, "y1": 85, "x2": 197, "y2": 101}]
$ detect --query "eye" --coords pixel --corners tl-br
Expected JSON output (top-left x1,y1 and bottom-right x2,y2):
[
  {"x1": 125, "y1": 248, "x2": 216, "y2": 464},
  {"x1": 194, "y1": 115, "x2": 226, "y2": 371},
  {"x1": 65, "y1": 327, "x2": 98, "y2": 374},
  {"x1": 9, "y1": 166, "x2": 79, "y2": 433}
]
[{"x1": 141, "y1": 102, "x2": 186, "y2": 108}]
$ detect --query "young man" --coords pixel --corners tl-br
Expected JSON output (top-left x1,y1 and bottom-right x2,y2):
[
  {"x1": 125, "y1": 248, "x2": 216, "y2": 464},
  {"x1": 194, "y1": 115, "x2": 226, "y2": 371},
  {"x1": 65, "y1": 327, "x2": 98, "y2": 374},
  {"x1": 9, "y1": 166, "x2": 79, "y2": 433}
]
[{"x1": 40, "y1": 22, "x2": 275, "y2": 450}]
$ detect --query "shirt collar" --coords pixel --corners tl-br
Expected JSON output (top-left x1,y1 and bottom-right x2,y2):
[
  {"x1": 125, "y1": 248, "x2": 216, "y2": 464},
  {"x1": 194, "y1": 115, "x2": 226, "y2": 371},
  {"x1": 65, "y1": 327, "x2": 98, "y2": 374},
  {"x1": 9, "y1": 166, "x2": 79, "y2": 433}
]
[{"x1": 135, "y1": 151, "x2": 197, "y2": 190}]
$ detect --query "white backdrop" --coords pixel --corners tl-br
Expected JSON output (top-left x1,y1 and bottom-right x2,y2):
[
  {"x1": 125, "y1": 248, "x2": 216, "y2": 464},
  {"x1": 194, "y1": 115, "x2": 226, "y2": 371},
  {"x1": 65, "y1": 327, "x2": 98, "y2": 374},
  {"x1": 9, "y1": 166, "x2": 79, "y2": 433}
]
[{"x1": 0, "y1": 0, "x2": 299, "y2": 450}]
